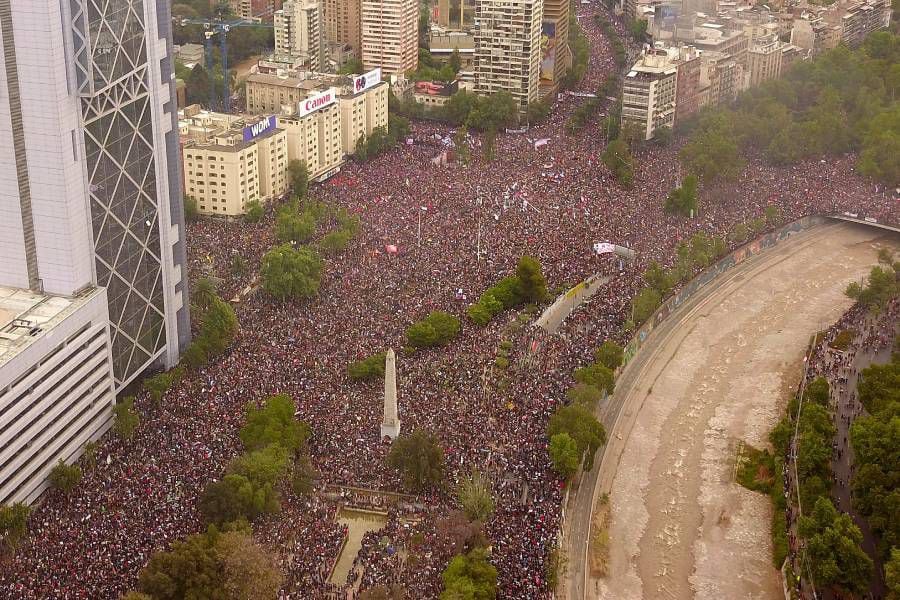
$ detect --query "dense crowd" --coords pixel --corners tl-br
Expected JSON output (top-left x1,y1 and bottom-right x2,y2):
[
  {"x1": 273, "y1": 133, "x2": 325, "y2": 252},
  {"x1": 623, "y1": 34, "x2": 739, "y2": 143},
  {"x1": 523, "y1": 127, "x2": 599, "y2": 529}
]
[{"x1": 2, "y1": 3, "x2": 898, "y2": 599}]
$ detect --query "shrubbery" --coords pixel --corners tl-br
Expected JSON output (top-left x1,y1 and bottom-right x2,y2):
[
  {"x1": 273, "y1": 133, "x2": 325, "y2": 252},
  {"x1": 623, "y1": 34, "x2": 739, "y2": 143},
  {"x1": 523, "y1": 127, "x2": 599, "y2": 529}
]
[
  {"x1": 348, "y1": 352, "x2": 387, "y2": 380},
  {"x1": 407, "y1": 311, "x2": 461, "y2": 348},
  {"x1": 467, "y1": 257, "x2": 547, "y2": 327}
]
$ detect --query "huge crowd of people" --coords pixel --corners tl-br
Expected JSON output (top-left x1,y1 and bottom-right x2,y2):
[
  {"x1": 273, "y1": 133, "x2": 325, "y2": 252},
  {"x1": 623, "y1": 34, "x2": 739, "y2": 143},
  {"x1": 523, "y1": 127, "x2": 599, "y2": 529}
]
[{"x1": 2, "y1": 3, "x2": 898, "y2": 599}]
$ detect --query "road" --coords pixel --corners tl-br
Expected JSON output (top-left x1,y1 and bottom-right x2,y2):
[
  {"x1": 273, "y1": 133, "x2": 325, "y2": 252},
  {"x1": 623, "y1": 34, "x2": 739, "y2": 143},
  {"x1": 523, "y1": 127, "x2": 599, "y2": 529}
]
[{"x1": 564, "y1": 222, "x2": 899, "y2": 600}]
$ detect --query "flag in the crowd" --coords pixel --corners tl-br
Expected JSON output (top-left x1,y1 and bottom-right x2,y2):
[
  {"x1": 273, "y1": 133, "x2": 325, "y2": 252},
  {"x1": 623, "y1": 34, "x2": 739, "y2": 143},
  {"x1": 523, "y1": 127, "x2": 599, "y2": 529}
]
[
  {"x1": 593, "y1": 242, "x2": 616, "y2": 255},
  {"x1": 386, "y1": 244, "x2": 398, "y2": 254}
]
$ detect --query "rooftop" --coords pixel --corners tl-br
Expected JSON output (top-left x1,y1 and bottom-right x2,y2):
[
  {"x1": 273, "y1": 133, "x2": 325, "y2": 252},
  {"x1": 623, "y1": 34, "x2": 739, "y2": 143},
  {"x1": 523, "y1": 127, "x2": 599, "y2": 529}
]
[{"x1": 0, "y1": 287, "x2": 101, "y2": 368}]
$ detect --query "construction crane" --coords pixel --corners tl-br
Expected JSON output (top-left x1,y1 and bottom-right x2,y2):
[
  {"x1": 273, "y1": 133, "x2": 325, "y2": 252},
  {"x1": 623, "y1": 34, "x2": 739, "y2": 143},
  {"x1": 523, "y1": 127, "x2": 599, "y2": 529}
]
[{"x1": 178, "y1": 17, "x2": 274, "y2": 112}]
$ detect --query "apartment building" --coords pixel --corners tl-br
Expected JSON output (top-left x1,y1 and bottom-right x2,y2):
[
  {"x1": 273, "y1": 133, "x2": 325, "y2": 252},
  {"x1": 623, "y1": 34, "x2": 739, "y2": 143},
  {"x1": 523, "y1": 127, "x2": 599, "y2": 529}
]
[
  {"x1": 673, "y1": 45, "x2": 702, "y2": 127},
  {"x1": 275, "y1": 0, "x2": 326, "y2": 70},
  {"x1": 180, "y1": 109, "x2": 289, "y2": 216},
  {"x1": 748, "y1": 34, "x2": 784, "y2": 86},
  {"x1": 278, "y1": 92, "x2": 344, "y2": 181},
  {"x1": 324, "y1": 0, "x2": 362, "y2": 56},
  {"x1": 621, "y1": 48, "x2": 678, "y2": 141},
  {"x1": 474, "y1": 0, "x2": 544, "y2": 110},
  {"x1": 244, "y1": 70, "x2": 388, "y2": 168},
  {"x1": 540, "y1": 0, "x2": 573, "y2": 95},
  {"x1": 361, "y1": 0, "x2": 419, "y2": 75}
]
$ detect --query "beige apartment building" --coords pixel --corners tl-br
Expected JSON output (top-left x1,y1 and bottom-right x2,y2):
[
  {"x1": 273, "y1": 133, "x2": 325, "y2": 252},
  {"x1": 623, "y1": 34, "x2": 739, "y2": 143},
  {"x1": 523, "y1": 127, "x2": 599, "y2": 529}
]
[
  {"x1": 474, "y1": 0, "x2": 544, "y2": 110},
  {"x1": 361, "y1": 0, "x2": 419, "y2": 75},
  {"x1": 324, "y1": 0, "x2": 362, "y2": 56},
  {"x1": 179, "y1": 108, "x2": 289, "y2": 216},
  {"x1": 244, "y1": 70, "x2": 389, "y2": 171}
]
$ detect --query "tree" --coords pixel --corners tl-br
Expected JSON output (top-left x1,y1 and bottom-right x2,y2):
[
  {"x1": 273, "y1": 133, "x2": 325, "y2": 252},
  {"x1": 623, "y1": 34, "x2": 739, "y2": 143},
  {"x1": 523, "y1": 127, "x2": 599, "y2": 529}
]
[
  {"x1": 449, "y1": 48, "x2": 462, "y2": 73},
  {"x1": 122, "y1": 593, "x2": 153, "y2": 600},
  {"x1": 457, "y1": 470, "x2": 494, "y2": 522},
  {"x1": 601, "y1": 139, "x2": 634, "y2": 188},
  {"x1": 445, "y1": 91, "x2": 480, "y2": 126},
  {"x1": 574, "y1": 363, "x2": 615, "y2": 395},
  {"x1": 799, "y1": 497, "x2": 873, "y2": 596},
  {"x1": 275, "y1": 205, "x2": 316, "y2": 245},
  {"x1": 678, "y1": 117, "x2": 744, "y2": 182},
  {"x1": 627, "y1": 18, "x2": 648, "y2": 41},
  {"x1": 138, "y1": 526, "x2": 281, "y2": 600},
  {"x1": 291, "y1": 454, "x2": 318, "y2": 496},
  {"x1": 845, "y1": 265, "x2": 899, "y2": 313},
  {"x1": 567, "y1": 383, "x2": 604, "y2": 409},
  {"x1": 516, "y1": 256, "x2": 548, "y2": 303},
  {"x1": 145, "y1": 371, "x2": 175, "y2": 404},
  {"x1": 230, "y1": 254, "x2": 248, "y2": 277},
  {"x1": 184, "y1": 196, "x2": 199, "y2": 221},
  {"x1": 632, "y1": 287, "x2": 662, "y2": 324},
  {"x1": 193, "y1": 277, "x2": 218, "y2": 313},
  {"x1": 440, "y1": 547, "x2": 498, "y2": 600},
  {"x1": 595, "y1": 340, "x2": 624, "y2": 370},
  {"x1": 244, "y1": 200, "x2": 264, "y2": 223},
  {"x1": 0, "y1": 502, "x2": 31, "y2": 551},
  {"x1": 547, "y1": 404, "x2": 607, "y2": 470},
  {"x1": 664, "y1": 175, "x2": 699, "y2": 217},
  {"x1": 549, "y1": 433, "x2": 580, "y2": 479},
  {"x1": 186, "y1": 64, "x2": 211, "y2": 105},
  {"x1": 338, "y1": 57, "x2": 364, "y2": 75},
  {"x1": 82, "y1": 440, "x2": 99, "y2": 471},
  {"x1": 643, "y1": 261, "x2": 674, "y2": 296},
  {"x1": 387, "y1": 429, "x2": 445, "y2": 491},
  {"x1": 114, "y1": 396, "x2": 140, "y2": 439},
  {"x1": 216, "y1": 529, "x2": 283, "y2": 599},
  {"x1": 454, "y1": 125, "x2": 471, "y2": 165},
  {"x1": 48, "y1": 460, "x2": 83, "y2": 494},
  {"x1": 406, "y1": 311, "x2": 461, "y2": 348},
  {"x1": 260, "y1": 244, "x2": 323, "y2": 300},
  {"x1": 229, "y1": 444, "x2": 291, "y2": 490},
  {"x1": 466, "y1": 92, "x2": 518, "y2": 132},
  {"x1": 348, "y1": 352, "x2": 387, "y2": 380},
  {"x1": 886, "y1": 547, "x2": 900, "y2": 599},
  {"x1": 199, "y1": 474, "x2": 277, "y2": 524},
  {"x1": 240, "y1": 394, "x2": 310, "y2": 454},
  {"x1": 288, "y1": 159, "x2": 309, "y2": 200}
]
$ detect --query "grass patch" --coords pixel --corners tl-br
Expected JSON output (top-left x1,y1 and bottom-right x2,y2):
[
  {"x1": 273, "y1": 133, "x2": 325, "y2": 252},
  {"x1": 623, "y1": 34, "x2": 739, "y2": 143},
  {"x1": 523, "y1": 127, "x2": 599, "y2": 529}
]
[
  {"x1": 829, "y1": 329, "x2": 855, "y2": 351},
  {"x1": 589, "y1": 494, "x2": 611, "y2": 577}
]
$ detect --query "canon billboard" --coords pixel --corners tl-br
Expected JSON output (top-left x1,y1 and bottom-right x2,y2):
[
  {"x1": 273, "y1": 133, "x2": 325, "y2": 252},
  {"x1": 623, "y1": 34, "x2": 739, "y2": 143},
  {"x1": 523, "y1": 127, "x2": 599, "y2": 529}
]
[
  {"x1": 352, "y1": 68, "x2": 382, "y2": 94},
  {"x1": 297, "y1": 88, "x2": 338, "y2": 118}
]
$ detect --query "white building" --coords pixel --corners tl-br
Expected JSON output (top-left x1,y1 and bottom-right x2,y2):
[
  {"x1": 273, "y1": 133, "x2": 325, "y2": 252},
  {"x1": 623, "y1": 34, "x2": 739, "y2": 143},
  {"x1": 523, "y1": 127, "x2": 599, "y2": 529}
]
[
  {"x1": 0, "y1": 0, "x2": 189, "y2": 501},
  {"x1": 473, "y1": 0, "x2": 544, "y2": 110},
  {"x1": 0, "y1": 287, "x2": 116, "y2": 505},
  {"x1": 275, "y1": 0, "x2": 326, "y2": 70},
  {"x1": 621, "y1": 48, "x2": 678, "y2": 141}
]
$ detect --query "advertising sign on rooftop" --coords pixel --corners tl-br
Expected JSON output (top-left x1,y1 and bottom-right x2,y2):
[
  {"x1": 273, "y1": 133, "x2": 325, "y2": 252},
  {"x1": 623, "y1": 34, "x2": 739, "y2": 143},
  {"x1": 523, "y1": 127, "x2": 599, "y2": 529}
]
[
  {"x1": 297, "y1": 88, "x2": 337, "y2": 118},
  {"x1": 243, "y1": 115, "x2": 276, "y2": 142},
  {"x1": 353, "y1": 68, "x2": 382, "y2": 94}
]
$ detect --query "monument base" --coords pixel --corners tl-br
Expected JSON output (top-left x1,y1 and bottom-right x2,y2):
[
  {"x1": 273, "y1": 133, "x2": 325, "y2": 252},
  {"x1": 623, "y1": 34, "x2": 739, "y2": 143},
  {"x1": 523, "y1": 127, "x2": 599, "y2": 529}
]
[{"x1": 380, "y1": 421, "x2": 400, "y2": 440}]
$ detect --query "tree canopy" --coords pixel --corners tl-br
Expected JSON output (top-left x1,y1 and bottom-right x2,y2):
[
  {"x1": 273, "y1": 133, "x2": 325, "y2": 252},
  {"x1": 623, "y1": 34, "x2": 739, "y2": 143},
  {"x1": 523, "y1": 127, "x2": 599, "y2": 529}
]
[
  {"x1": 799, "y1": 497, "x2": 873, "y2": 596},
  {"x1": 440, "y1": 547, "x2": 498, "y2": 600},
  {"x1": 387, "y1": 430, "x2": 445, "y2": 491},
  {"x1": 547, "y1": 404, "x2": 607, "y2": 471},
  {"x1": 260, "y1": 244, "x2": 323, "y2": 301}
]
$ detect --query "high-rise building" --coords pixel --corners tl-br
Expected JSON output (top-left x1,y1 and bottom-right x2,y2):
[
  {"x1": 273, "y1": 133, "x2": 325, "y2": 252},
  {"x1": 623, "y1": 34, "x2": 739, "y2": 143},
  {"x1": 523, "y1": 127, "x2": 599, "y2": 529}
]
[
  {"x1": 0, "y1": 0, "x2": 188, "y2": 504},
  {"x1": 540, "y1": 0, "x2": 572, "y2": 95},
  {"x1": 474, "y1": 0, "x2": 544, "y2": 110},
  {"x1": 361, "y1": 0, "x2": 419, "y2": 75},
  {"x1": 621, "y1": 48, "x2": 678, "y2": 141},
  {"x1": 437, "y1": 0, "x2": 476, "y2": 30},
  {"x1": 0, "y1": 0, "x2": 190, "y2": 388},
  {"x1": 748, "y1": 34, "x2": 783, "y2": 87},
  {"x1": 275, "y1": 0, "x2": 326, "y2": 70},
  {"x1": 324, "y1": 0, "x2": 362, "y2": 56},
  {"x1": 673, "y1": 45, "x2": 701, "y2": 127}
]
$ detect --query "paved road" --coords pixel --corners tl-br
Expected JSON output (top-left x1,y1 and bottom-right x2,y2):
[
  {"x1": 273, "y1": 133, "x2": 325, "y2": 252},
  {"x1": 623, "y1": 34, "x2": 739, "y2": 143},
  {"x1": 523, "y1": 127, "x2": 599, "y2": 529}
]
[{"x1": 564, "y1": 222, "x2": 898, "y2": 600}]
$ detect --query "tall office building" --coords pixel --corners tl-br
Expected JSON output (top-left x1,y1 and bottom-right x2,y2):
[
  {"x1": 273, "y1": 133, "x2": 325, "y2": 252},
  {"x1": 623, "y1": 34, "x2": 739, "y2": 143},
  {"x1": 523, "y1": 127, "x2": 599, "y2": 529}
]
[
  {"x1": 361, "y1": 0, "x2": 419, "y2": 75},
  {"x1": 275, "y1": 0, "x2": 326, "y2": 70},
  {"x1": 474, "y1": 0, "x2": 544, "y2": 109},
  {"x1": 0, "y1": 0, "x2": 190, "y2": 389},
  {"x1": 0, "y1": 0, "x2": 188, "y2": 505},
  {"x1": 324, "y1": 0, "x2": 362, "y2": 56}
]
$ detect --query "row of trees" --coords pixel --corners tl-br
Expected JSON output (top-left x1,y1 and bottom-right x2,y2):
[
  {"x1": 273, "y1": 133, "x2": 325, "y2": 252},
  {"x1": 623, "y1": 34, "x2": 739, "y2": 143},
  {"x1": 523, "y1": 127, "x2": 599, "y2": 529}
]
[
  {"x1": 200, "y1": 394, "x2": 314, "y2": 526},
  {"x1": 677, "y1": 31, "x2": 900, "y2": 186},
  {"x1": 467, "y1": 256, "x2": 548, "y2": 326},
  {"x1": 354, "y1": 114, "x2": 411, "y2": 162},
  {"x1": 547, "y1": 341, "x2": 621, "y2": 479}
]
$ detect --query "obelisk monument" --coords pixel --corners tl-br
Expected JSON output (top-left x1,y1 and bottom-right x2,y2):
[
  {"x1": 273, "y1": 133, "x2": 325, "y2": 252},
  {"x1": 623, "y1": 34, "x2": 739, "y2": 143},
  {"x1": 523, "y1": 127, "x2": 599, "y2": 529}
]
[{"x1": 381, "y1": 348, "x2": 400, "y2": 439}]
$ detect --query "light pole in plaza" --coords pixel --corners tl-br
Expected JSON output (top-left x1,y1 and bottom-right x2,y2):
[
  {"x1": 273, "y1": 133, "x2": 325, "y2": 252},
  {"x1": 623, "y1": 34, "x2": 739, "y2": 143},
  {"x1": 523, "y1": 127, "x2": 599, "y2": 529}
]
[{"x1": 417, "y1": 205, "x2": 426, "y2": 252}]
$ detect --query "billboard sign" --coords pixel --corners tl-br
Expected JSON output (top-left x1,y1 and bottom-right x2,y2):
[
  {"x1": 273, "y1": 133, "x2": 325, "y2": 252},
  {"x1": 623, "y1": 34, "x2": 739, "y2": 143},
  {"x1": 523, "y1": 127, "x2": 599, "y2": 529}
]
[
  {"x1": 353, "y1": 68, "x2": 382, "y2": 94},
  {"x1": 297, "y1": 87, "x2": 337, "y2": 118},
  {"x1": 243, "y1": 115, "x2": 276, "y2": 141},
  {"x1": 540, "y1": 21, "x2": 558, "y2": 83}
]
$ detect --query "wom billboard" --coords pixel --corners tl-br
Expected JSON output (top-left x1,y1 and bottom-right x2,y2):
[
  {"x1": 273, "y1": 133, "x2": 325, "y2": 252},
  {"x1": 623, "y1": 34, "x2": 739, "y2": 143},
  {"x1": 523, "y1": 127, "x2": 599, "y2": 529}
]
[{"x1": 243, "y1": 116, "x2": 276, "y2": 141}]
